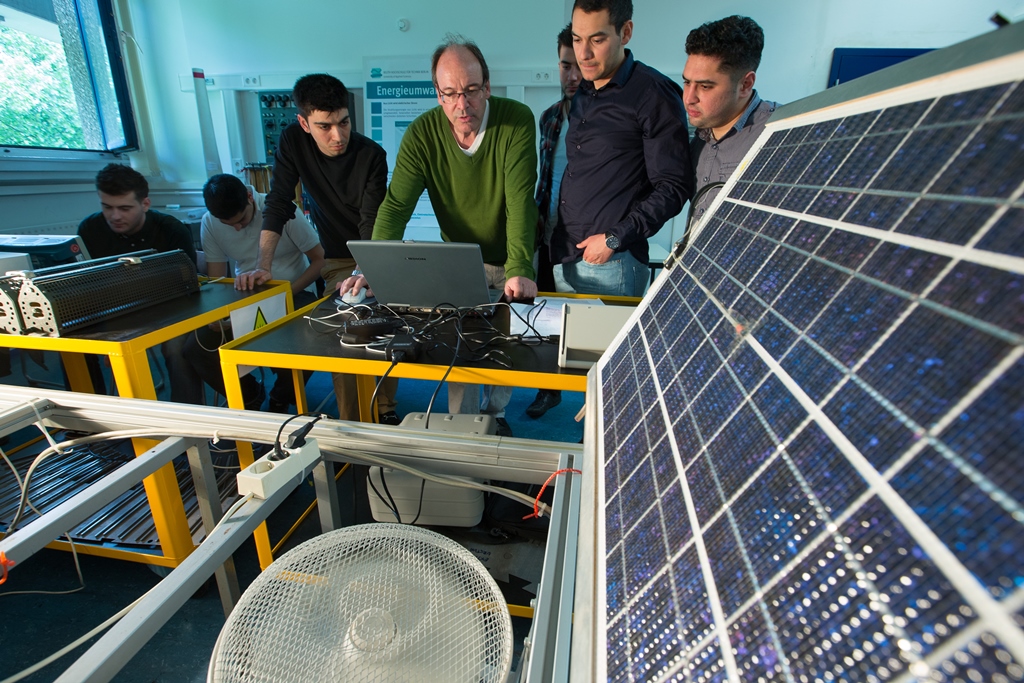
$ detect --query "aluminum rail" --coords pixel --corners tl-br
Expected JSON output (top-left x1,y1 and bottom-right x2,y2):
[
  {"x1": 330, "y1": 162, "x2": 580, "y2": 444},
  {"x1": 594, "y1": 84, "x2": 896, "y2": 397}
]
[
  {"x1": 522, "y1": 451, "x2": 582, "y2": 683},
  {"x1": 0, "y1": 386, "x2": 578, "y2": 485},
  {"x1": 0, "y1": 397, "x2": 54, "y2": 440}
]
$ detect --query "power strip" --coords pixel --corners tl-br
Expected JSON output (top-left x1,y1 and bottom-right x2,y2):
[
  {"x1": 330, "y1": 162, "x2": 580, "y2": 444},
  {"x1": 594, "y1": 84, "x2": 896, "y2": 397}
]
[
  {"x1": 236, "y1": 438, "x2": 321, "y2": 499},
  {"x1": 344, "y1": 317, "x2": 403, "y2": 338}
]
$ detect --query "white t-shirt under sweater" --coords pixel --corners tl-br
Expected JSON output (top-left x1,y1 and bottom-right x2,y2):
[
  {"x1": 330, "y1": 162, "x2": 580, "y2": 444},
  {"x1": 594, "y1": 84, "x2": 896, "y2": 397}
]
[{"x1": 201, "y1": 186, "x2": 321, "y2": 291}]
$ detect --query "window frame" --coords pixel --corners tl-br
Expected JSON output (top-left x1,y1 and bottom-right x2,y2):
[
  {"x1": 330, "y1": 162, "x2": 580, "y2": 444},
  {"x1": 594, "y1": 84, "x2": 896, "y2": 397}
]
[{"x1": 0, "y1": 0, "x2": 138, "y2": 158}]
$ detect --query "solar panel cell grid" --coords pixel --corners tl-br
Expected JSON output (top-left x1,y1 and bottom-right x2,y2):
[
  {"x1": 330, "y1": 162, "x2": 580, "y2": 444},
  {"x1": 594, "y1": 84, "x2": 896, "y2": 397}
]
[
  {"x1": 890, "y1": 447, "x2": 1022, "y2": 594},
  {"x1": 805, "y1": 189, "x2": 858, "y2": 219},
  {"x1": 661, "y1": 479, "x2": 694, "y2": 551},
  {"x1": 830, "y1": 134, "x2": 906, "y2": 189},
  {"x1": 843, "y1": 192, "x2": 913, "y2": 228},
  {"x1": 779, "y1": 340, "x2": 845, "y2": 402},
  {"x1": 706, "y1": 514, "x2": 757, "y2": 614},
  {"x1": 786, "y1": 423, "x2": 867, "y2": 514},
  {"x1": 820, "y1": 380, "x2": 917, "y2": 472},
  {"x1": 894, "y1": 199, "x2": 997, "y2": 243},
  {"x1": 628, "y1": 574, "x2": 687, "y2": 681},
  {"x1": 596, "y1": 74, "x2": 1024, "y2": 681}
]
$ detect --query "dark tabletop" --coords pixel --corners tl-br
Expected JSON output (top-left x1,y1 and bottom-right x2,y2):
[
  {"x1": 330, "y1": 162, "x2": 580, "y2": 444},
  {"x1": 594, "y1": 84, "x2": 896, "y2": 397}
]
[
  {"x1": 65, "y1": 282, "x2": 283, "y2": 342},
  {"x1": 233, "y1": 298, "x2": 589, "y2": 381}
]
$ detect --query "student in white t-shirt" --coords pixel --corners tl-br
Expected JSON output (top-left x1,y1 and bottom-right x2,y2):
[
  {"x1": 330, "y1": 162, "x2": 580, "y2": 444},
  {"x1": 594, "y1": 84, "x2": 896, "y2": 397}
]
[{"x1": 183, "y1": 174, "x2": 325, "y2": 412}]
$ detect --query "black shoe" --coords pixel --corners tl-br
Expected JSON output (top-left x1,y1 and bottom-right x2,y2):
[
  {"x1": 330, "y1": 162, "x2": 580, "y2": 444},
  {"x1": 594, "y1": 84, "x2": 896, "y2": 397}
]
[
  {"x1": 243, "y1": 384, "x2": 266, "y2": 412},
  {"x1": 525, "y1": 389, "x2": 561, "y2": 418},
  {"x1": 378, "y1": 411, "x2": 402, "y2": 426},
  {"x1": 267, "y1": 399, "x2": 291, "y2": 414},
  {"x1": 495, "y1": 417, "x2": 513, "y2": 437}
]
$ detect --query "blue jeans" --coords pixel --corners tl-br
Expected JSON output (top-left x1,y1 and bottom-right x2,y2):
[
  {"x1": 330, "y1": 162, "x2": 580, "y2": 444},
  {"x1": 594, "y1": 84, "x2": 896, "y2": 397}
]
[{"x1": 553, "y1": 250, "x2": 649, "y2": 297}]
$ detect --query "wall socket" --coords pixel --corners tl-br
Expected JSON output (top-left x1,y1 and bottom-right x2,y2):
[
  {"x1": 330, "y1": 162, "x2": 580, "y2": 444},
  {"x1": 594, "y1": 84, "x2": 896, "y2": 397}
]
[
  {"x1": 243, "y1": 75, "x2": 261, "y2": 87},
  {"x1": 531, "y1": 70, "x2": 554, "y2": 83}
]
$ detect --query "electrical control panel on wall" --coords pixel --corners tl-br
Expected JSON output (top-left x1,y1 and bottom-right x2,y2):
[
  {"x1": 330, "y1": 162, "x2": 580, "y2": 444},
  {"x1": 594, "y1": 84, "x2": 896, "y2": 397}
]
[{"x1": 258, "y1": 90, "x2": 297, "y2": 159}]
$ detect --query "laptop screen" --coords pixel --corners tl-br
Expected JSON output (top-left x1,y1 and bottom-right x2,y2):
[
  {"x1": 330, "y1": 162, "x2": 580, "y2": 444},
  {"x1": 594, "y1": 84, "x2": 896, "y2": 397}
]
[{"x1": 347, "y1": 241, "x2": 501, "y2": 311}]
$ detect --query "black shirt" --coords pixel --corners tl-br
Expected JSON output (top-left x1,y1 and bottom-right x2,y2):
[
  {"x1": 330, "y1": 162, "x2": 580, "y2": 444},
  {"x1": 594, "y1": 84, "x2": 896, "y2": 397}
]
[
  {"x1": 553, "y1": 50, "x2": 693, "y2": 265},
  {"x1": 263, "y1": 125, "x2": 388, "y2": 259},
  {"x1": 77, "y1": 209, "x2": 197, "y2": 264}
]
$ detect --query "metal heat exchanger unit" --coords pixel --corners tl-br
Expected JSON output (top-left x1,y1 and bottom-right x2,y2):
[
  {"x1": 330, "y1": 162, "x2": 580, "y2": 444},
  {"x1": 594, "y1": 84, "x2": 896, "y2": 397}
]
[{"x1": 15, "y1": 250, "x2": 199, "y2": 337}]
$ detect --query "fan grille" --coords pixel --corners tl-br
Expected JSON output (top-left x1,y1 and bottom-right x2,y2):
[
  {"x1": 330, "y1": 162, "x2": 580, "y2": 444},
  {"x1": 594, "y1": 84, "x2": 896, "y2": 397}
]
[{"x1": 209, "y1": 523, "x2": 513, "y2": 683}]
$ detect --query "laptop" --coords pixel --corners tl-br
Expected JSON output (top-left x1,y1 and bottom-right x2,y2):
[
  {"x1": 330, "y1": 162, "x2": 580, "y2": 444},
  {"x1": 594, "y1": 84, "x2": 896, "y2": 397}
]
[{"x1": 347, "y1": 240, "x2": 503, "y2": 312}]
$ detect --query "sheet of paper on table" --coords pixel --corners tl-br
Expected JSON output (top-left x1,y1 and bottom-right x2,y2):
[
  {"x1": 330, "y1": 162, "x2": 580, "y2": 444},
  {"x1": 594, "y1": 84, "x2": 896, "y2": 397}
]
[{"x1": 509, "y1": 296, "x2": 604, "y2": 337}]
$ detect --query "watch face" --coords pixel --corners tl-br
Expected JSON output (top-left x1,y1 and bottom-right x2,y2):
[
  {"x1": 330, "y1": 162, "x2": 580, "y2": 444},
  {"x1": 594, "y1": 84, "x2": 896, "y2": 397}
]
[{"x1": 605, "y1": 233, "x2": 620, "y2": 250}]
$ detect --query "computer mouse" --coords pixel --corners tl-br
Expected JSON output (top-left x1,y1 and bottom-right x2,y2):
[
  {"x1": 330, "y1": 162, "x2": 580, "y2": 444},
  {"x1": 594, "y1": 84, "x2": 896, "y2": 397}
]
[{"x1": 341, "y1": 287, "x2": 368, "y2": 305}]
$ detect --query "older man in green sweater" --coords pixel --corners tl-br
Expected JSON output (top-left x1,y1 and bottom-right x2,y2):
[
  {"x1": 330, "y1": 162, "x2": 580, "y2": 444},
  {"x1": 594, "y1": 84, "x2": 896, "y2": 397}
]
[{"x1": 342, "y1": 36, "x2": 538, "y2": 437}]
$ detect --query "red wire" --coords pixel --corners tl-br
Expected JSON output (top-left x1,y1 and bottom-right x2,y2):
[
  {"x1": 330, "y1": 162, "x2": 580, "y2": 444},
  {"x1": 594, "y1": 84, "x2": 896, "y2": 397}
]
[
  {"x1": 0, "y1": 551, "x2": 14, "y2": 585},
  {"x1": 523, "y1": 468, "x2": 582, "y2": 519}
]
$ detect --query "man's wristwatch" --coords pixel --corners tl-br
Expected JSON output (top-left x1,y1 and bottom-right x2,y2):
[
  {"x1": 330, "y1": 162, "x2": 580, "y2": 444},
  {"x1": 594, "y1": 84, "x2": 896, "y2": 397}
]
[{"x1": 605, "y1": 233, "x2": 620, "y2": 251}]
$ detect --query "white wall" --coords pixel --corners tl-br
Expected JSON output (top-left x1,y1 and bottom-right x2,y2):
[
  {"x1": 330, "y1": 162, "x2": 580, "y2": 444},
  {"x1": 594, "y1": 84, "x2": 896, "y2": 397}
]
[
  {"x1": 631, "y1": 0, "x2": 1004, "y2": 107},
  {"x1": 120, "y1": 0, "x2": 572, "y2": 190},
  {"x1": 126, "y1": 0, "x2": 1004, "y2": 186},
  {"x1": 4, "y1": 0, "x2": 1010, "y2": 238}
]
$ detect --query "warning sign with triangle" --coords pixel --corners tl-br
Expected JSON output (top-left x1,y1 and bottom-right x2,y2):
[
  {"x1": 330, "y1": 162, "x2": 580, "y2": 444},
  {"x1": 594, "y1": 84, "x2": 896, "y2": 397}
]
[{"x1": 253, "y1": 306, "x2": 268, "y2": 329}]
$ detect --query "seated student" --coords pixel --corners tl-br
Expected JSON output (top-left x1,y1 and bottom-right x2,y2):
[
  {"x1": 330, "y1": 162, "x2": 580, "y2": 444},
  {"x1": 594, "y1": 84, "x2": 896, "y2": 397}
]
[
  {"x1": 78, "y1": 163, "x2": 204, "y2": 404},
  {"x1": 183, "y1": 174, "x2": 325, "y2": 411}
]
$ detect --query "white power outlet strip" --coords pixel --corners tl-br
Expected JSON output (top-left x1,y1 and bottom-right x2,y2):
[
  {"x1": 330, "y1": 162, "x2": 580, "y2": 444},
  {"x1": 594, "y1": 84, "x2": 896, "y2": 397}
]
[{"x1": 236, "y1": 438, "x2": 321, "y2": 499}]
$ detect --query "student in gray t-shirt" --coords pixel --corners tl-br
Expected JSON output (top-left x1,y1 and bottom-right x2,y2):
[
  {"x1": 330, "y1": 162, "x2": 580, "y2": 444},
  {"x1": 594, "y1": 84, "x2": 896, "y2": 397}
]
[
  {"x1": 183, "y1": 174, "x2": 324, "y2": 412},
  {"x1": 683, "y1": 15, "x2": 778, "y2": 226}
]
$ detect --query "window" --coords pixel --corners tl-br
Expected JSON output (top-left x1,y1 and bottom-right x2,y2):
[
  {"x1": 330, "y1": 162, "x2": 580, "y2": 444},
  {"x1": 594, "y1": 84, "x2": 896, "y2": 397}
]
[{"x1": 0, "y1": 0, "x2": 137, "y2": 152}]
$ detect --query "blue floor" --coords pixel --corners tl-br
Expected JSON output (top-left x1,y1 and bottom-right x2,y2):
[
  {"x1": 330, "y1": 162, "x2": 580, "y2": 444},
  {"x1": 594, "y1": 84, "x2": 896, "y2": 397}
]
[{"x1": 0, "y1": 349, "x2": 580, "y2": 681}]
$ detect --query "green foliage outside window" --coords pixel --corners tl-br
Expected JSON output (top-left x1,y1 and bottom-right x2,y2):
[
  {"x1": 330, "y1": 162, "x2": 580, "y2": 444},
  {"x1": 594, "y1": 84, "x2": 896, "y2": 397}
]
[{"x1": 0, "y1": 25, "x2": 87, "y2": 149}]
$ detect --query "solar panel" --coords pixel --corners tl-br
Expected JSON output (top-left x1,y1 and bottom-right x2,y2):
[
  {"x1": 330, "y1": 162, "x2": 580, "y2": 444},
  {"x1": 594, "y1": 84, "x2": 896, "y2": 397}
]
[{"x1": 582, "y1": 31, "x2": 1024, "y2": 683}]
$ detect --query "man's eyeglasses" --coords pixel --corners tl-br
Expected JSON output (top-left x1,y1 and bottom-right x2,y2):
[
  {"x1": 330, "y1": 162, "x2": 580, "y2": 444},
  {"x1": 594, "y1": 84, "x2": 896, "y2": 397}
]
[{"x1": 439, "y1": 86, "x2": 486, "y2": 104}]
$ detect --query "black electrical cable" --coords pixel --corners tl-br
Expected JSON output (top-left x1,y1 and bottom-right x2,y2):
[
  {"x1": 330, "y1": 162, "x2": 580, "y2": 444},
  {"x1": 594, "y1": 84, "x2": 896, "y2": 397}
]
[
  {"x1": 424, "y1": 333, "x2": 461, "y2": 430},
  {"x1": 378, "y1": 468, "x2": 402, "y2": 523},
  {"x1": 368, "y1": 358, "x2": 399, "y2": 423},
  {"x1": 410, "y1": 478, "x2": 427, "y2": 525},
  {"x1": 367, "y1": 468, "x2": 401, "y2": 522},
  {"x1": 681, "y1": 181, "x2": 727, "y2": 250},
  {"x1": 271, "y1": 412, "x2": 323, "y2": 461}
]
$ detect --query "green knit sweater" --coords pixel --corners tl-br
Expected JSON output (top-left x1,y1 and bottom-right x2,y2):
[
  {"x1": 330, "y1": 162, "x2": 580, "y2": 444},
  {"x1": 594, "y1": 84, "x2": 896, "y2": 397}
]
[{"x1": 372, "y1": 97, "x2": 538, "y2": 280}]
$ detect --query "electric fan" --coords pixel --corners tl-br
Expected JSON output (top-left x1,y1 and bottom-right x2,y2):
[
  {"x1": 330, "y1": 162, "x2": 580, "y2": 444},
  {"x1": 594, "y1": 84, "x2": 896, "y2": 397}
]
[{"x1": 208, "y1": 523, "x2": 513, "y2": 682}]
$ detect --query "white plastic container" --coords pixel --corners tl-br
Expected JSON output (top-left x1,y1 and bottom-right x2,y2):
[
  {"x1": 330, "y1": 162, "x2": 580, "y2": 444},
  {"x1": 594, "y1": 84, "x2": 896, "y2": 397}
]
[{"x1": 367, "y1": 468, "x2": 484, "y2": 526}]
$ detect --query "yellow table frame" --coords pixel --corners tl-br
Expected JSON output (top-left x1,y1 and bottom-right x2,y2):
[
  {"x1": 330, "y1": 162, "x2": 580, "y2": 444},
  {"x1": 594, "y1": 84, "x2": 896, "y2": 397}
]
[
  {"x1": 0, "y1": 280, "x2": 292, "y2": 567},
  {"x1": 218, "y1": 292, "x2": 638, "y2": 568}
]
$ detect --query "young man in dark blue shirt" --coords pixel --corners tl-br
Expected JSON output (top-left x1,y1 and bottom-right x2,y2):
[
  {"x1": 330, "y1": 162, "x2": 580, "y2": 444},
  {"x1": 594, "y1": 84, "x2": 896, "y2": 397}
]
[{"x1": 551, "y1": 0, "x2": 693, "y2": 297}]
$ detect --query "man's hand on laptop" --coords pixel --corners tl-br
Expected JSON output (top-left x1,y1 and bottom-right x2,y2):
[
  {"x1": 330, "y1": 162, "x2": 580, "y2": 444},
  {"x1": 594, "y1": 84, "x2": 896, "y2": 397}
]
[
  {"x1": 235, "y1": 268, "x2": 271, "y2": 290},
  {"x1": 338, "y1": 273, "x2": 372, "y2": 298},
  {"x1": 504, "y1": 276, "x2": 537, "y2": 301}
]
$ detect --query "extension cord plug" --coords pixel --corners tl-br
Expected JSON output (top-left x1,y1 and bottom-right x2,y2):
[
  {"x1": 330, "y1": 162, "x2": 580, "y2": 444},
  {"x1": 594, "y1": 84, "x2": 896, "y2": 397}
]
[
  {"x1": 236, "y1": 438, "x2": 321, "y2": 500},
  {"x1": 386, "y1": 334, "x2": 421, "y2": 361}
]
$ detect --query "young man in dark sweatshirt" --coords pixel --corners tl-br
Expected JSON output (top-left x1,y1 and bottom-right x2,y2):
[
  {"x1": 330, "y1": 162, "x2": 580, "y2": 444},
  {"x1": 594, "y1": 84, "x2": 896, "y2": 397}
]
[{"x1": 236, "y1": 74, "x2": 397, "y2": 423}]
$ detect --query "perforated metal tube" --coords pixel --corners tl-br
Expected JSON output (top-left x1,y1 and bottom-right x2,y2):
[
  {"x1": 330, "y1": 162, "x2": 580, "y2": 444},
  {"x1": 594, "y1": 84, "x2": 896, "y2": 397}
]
[{"x1": 17, "y1": 250, "x2": 199, "y2": 336}]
